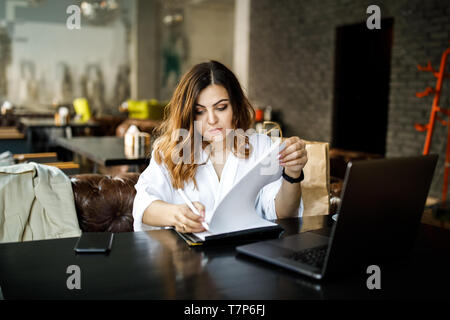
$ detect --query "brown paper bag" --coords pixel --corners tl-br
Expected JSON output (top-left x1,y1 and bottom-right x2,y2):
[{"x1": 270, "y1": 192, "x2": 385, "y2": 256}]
[{"x1": 301, "y1": 141, "x2": 330, "y2": 217}]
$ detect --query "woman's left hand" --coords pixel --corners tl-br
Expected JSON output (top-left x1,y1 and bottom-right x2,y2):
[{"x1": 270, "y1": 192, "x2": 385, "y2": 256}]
[{"x1": 278, "y1": 136, "x2": 308, "y2": 178}]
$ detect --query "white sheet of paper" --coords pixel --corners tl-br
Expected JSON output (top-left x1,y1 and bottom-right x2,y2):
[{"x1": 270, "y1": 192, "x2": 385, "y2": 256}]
[{"x1": 194, "y1": 141, "x2": 285, "y2": 240}]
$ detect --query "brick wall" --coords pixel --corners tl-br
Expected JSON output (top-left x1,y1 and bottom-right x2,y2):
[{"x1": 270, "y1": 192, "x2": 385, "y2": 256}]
[{"x1": 248, "y1": 0, "x2": 450, "y2": 198}]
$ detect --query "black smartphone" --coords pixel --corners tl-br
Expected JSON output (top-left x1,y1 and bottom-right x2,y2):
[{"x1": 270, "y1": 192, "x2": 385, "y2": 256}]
[{"x1": 74, "y1": 232, "x2": 114, "y2": 253}]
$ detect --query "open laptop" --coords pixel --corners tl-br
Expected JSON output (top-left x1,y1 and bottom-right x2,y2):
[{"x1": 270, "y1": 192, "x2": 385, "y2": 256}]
[{"x1": 236, "y1": 155, "x2": 438, "y2": 280}]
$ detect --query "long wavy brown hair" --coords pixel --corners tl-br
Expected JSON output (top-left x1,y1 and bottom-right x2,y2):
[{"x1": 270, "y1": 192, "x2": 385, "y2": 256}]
[{"x1": 153, "y1": 60, "x2": 255, "y2": 189}]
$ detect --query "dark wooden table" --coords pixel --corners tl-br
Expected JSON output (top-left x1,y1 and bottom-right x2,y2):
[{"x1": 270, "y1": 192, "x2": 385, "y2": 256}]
[
  {"x1": 56, "y1": 136, "x2": 150, "y2": 170},
  {"x1": 19, "y1": 118, "x2": 99, "y2": 153},
  {"x1": 0, "y1": 217, "x2": 448, "y2": 301}
]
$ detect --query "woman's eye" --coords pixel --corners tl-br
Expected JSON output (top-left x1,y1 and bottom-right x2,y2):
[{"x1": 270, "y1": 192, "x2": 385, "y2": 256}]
[
  {"x1": 195, "y1": 109, "x2": 205, "y2": 114},
  {"x1": 217, "y1": 104, "x2": 228, "y2": 111}
]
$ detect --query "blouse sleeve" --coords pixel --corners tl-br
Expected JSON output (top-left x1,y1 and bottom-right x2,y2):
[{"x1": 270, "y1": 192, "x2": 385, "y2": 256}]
[
  {"x1": 255, "y1": 177, "x2": 304, "y2": 220},
  {"x1": 254, "y1": 134, "x2": 304, "y2": 220},
  {"x1": 132, "y1": 151, "x2": 174, "y2": 231}
]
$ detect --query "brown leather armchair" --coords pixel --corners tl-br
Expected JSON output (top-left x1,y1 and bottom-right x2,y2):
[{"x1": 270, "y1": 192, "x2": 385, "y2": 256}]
[
  {"x1": 70, "y1": 172, "x2": 343, "y2": 233},
  {"x1": 70, "y1": 172, "x2": 139, "y2": 232}
]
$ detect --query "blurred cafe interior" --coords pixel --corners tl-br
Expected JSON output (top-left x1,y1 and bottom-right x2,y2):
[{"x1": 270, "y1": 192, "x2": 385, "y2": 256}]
[{"x1": 0, "y1": 0, "x2": 450, "y2": 231}]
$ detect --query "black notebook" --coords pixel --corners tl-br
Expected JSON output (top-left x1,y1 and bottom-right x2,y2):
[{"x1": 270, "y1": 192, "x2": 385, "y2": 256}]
[{"x1": 177, "y1": 224, "x2": 284, "y2": 246}]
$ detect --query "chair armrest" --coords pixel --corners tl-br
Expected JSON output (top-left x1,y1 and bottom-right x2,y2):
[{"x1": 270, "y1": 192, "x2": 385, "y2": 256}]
[{"x1": 70, "y1": 173, "x2": 140, "y2": 232}]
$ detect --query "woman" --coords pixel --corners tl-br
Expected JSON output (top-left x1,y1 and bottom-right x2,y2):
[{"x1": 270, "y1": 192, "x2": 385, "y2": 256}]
[{"x1": 133, "y1": 61, "x2": 308, "y2": 233}]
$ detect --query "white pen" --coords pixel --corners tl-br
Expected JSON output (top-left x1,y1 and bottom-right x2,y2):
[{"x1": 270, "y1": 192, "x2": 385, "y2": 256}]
[{"x1": 177, "y1": 189, "x2": 210, "y2": 231}]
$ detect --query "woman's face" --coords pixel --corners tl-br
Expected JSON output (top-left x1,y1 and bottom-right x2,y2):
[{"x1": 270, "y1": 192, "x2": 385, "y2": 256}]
[{"x1": 194, "y1": 84, "x2": 234, "y2": 142}]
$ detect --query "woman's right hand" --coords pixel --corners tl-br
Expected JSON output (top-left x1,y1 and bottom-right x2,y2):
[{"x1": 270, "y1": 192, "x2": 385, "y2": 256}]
[{"x1": 171, "y1": 202, "x2": 206, "y2": 233}]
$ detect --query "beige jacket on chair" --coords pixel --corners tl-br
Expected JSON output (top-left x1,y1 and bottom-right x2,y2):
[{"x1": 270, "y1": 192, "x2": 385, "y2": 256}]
[{"x1": 0, "y1": 162, "x2": 81, "y2": 243}]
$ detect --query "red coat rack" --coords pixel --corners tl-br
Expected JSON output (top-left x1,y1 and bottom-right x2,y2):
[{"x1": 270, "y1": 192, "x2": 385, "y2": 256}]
[{"x1": 414, "y1": 46, "x2": 450, "y2": 202}]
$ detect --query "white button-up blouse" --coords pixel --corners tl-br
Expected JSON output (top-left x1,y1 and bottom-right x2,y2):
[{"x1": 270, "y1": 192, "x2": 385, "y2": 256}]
[{"x1": 132, "y1": 133, "x2": 304, "y2": 231}]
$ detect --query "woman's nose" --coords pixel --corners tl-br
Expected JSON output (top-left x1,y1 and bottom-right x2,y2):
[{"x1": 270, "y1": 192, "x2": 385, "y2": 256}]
[{"x1": 207, "y1": 110, "x2": 218, "y2": 124}]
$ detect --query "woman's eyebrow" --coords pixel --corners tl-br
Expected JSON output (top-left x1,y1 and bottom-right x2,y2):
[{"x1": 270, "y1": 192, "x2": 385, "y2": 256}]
[{"x1": 195, "y1": 98, "x2": 229, "y2": 108}]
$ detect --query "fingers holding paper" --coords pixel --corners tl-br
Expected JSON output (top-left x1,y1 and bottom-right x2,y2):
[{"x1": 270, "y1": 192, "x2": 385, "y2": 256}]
[
  {"x1": 173, "y1": 202, "x2": 207, "y2": 233},
  {"x1": 278, "y1": 137, "x2": 308, "y2": 178}
]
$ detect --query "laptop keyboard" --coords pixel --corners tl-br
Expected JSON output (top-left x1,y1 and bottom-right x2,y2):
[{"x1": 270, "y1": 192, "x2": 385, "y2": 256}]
[{"x1": 286, "y1": 245, "x2": 328, "y2": 269}]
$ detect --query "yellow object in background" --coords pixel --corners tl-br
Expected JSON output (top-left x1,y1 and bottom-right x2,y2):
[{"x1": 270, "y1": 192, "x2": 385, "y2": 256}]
[
  {"x1": 73, "y1": 98, "x2": 92, "y2": 122},
  {"x1": 126, "y1": 99, "x2": 165, "y2": 120},
  {"x1": 127, "y1": 100, "x2": 149, "y2": 119}
]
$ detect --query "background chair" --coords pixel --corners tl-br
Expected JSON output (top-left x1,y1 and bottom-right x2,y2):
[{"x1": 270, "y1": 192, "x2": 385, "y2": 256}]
[
  {"x1": 14, "y1": 152, "x2": 80, "y2": 175},
  {"x1": 70, "y1": 173, "x2": 138, "y2": 232}
]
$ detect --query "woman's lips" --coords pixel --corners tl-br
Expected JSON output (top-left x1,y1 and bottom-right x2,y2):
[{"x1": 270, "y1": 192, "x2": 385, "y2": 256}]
[{"x1": 208, "y1": 128, "x2": 223, "y2": 135}]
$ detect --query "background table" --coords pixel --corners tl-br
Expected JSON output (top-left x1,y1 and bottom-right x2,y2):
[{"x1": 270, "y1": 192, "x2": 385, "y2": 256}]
[
  {"x1": 0, "y1": 217, "x2": 449, "y2": 300},
  {"x1": 19, "y1": 118, "x2": 99, "y2": 153},
  {"x1": 56, "y1": 136, "x2": 150, "y2": 172}
]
